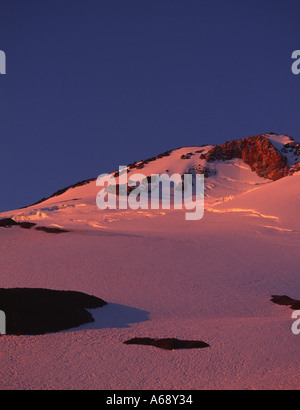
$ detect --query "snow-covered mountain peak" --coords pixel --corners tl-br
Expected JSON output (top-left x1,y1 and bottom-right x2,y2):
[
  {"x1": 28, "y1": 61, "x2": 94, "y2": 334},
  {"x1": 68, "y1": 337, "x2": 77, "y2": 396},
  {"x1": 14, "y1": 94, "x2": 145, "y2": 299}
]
[{"x1": 1, "y1": 133, "x2": 300, "y2": 229}]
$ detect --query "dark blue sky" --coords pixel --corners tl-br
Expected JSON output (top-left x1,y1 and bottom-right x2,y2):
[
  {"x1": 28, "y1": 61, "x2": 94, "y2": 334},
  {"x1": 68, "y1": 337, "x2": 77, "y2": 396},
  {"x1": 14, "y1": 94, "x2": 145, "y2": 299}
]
[{"x1": 0, "y1": 0, "x2": 300, "y2": 211}]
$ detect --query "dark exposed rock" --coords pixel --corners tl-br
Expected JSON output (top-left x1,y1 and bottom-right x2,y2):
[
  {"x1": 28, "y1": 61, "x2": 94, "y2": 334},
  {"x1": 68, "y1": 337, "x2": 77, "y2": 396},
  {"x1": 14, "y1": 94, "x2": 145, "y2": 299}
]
[
  {"x1": 187, "y1": 165, "x2": 216, "y2": 179},
  {"x1": 0, "y1": 218, "x2": 36, "y2": 230},
  {"x1": 104, "y1": 184, "x2": 134, "y2": 196},
  {"x1": 22, "y1": 178, "x2": 96, "y2": 209},
  {"x1": 116, "y1": 185, "x2": 134, "y2": 196},
  {"x1": 289, "y1": 162, "x2": 300, "y2": 176},
  {"x1": 35, "y1": 226, "x2": 70, "y2": 234},
  {"x1": 113, "y1": 168, "x2": 129, "y2": 178},
  {"x1": 200, "y1": 135, "x2": 289, "y2": 181},
  {"x1": 124, "y1": 337, "x2": 210, "y2": 351},
  {"x1": 181, "y1": 153, "x2": 195, "y2": 160},
  {"x1": 127, "y1": 150, "x2": 174, "y2": 172},
  {"x1": 0, "y1": 218, "x2": 19, "y2": 228},
  {"x1": 0, "y1": 219, "x2": 54, "y2": 234},
  {"x1": 0, "y1": 288, "x2": 107, "y2": 335},
  {"x1": 271, "y1": 295, "x2": 300, "y2": 310},
  {"x1": 0, "y1": 219, "x2": 36, "y2": 230},
  {"x1": 23, "y1": 148, "x2": 169, "y2": 207},
  {"x1": 19, "y1": 222, "x2": 36, "y2": 230},
  {"x1": 283, "y1": 140, "x2": 300, "y2": 156}
]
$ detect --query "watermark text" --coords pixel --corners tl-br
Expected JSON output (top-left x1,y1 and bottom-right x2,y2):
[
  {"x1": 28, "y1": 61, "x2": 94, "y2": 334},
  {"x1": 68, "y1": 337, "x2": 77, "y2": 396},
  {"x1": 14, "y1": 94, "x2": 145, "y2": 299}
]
[
  {"x1": 292, "y1": 310, "x2": 300, "y2": 335},
  {"x1": 96, "y1": 167, "x2": 204, "y2": 221},
  {"x1": 291, "y1": 50, "x2": 300, "y2": 75},
  {"x1": 0, "y1": 310, "x2": 6, "y2": 335},
  {"x1": 0, "y1": 50, "x2": 6, "y2": 75}
]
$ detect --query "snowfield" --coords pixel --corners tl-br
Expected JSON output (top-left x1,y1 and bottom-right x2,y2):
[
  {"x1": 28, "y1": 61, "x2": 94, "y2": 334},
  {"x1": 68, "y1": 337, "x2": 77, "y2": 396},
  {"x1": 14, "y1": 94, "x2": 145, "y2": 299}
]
[{"x1": 0, "y1": 134, "x2": 299, "y2": 390}]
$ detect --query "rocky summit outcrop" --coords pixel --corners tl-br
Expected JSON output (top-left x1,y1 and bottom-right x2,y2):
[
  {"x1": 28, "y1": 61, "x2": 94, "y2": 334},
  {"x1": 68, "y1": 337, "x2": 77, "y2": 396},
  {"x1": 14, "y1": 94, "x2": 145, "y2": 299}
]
[
  {"x1": 18, "y1": 133, "x2": 300, "y2": 208},
  {"x1": 200, "y1": 135, "x2": 290, "y2": 181}
]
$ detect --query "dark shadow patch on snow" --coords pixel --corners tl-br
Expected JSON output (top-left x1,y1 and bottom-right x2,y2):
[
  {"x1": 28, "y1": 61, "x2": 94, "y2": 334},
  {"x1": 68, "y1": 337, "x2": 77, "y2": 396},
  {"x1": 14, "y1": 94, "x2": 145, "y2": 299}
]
[
  {"x1": 35, "y1": 226, "x2": 69, "y2": 234},
  {"x1": 76, "y1": 303, "x2": 150, "y2": 331},
  {"x1": 271, "y1": 295, "x2": 300, "y2": 310},
  {"x1": 0, "y1": 288, "x2": 107, "y2": 335},
  {"x1": 124, "y1": 338, "x2": 210, "y2": 351}
]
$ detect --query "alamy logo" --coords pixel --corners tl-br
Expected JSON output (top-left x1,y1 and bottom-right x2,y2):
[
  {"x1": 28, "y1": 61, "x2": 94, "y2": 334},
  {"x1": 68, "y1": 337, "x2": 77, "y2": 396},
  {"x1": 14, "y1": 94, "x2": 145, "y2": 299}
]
[
  {"x1": 96, "y1": 167, "x2": 204, "y2": 221},
  {"x1": 292, "y1": 311, "x2": 300, "y2": 335},
  {"x1": 0, "y1": 50, "x2": 6, "y2": 75},
  {"x1": 291, "y1": 50, "x2": 300, "y2": 75},
  {"x1": 0, "y1": 310, "x2": 6, "y2": 335}
]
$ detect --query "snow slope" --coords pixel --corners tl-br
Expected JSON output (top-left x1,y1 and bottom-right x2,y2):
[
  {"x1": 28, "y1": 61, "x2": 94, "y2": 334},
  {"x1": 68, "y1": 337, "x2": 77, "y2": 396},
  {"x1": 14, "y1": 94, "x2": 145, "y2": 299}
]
[
  {"x1": 0, "y1": 134, "x2": 299, "y2": 390},
  {"x1": 211, "y1": 172, "x2": 300, "y2": 231},
  {"x1": 0, "y1": 142, "x2": 274, "y2": 229}
]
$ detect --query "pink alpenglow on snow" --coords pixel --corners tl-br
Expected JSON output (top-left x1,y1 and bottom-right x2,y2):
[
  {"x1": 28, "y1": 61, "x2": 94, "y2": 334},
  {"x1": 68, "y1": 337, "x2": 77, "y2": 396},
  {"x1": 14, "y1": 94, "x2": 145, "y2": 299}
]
[
  {"x1": 96, "y1": 168, "x2": 205, "y2": 221},
  {"x1": 0, "y1": 133, "x2": 300, "y2": 390}
]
